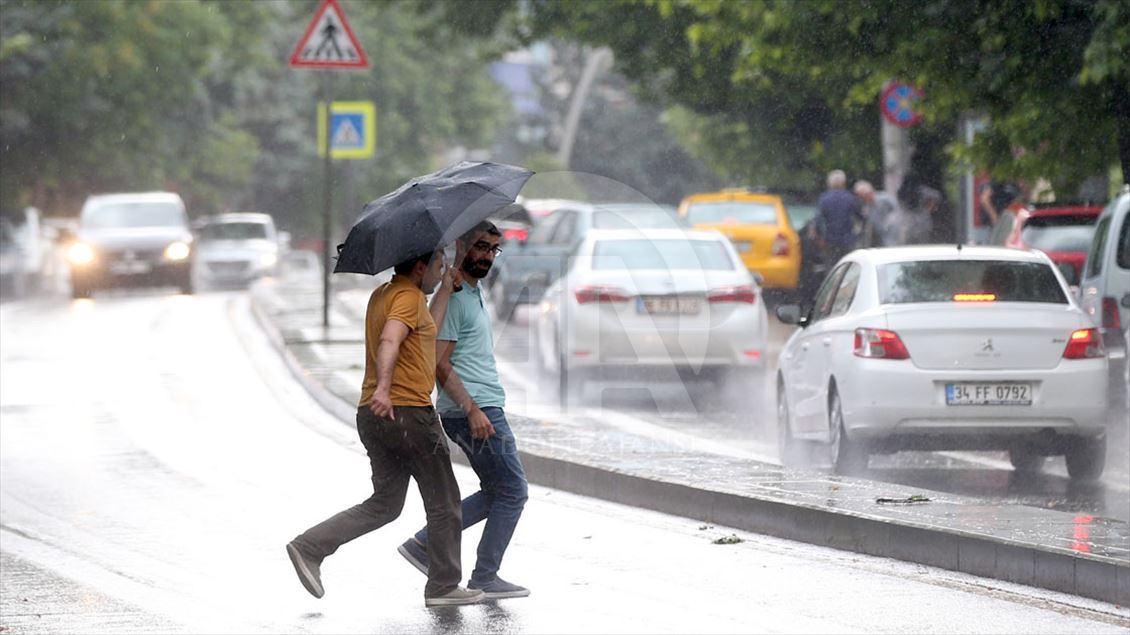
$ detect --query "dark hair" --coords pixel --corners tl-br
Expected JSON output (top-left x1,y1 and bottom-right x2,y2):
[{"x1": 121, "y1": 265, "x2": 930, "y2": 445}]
[
  {"x1": 460, "y1": 220, "x2": 501, "y2": 245},
  {"x1": 393, "y1": 251, "x2": 434, "y2": 276}
]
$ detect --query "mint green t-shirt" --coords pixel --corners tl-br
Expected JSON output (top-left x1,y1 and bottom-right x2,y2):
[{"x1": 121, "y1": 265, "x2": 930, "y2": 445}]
[{"x1": 435, "y1": 283, "x2": 506, "y2": 415}]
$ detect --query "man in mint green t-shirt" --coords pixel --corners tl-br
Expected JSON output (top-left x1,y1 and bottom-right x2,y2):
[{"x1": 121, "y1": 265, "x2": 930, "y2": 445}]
[{"x1": 398, "y1": 221, "x2": 530, "y2": 600}]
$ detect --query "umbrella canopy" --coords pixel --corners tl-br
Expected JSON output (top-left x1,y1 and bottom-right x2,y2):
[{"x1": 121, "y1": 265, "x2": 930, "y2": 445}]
[{"x1": 334, "y1": 161, "x2": 534, "y2": 275}]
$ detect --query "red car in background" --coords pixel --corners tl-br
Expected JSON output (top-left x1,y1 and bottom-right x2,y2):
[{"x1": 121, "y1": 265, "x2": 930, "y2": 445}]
[{"x1": 992, "y1": 204, "x2": 1103, "y2": 286}]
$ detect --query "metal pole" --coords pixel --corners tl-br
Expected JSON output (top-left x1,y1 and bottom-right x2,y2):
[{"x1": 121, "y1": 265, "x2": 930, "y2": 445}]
[{"x1": 322, "y1": 74, "x2": 334, "y2": 330}]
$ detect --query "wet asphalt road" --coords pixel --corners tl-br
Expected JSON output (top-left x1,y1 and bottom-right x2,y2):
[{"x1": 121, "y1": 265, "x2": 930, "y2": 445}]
[{"x1": 2, "y1": 289, "x2": 1128, "y2": 633}]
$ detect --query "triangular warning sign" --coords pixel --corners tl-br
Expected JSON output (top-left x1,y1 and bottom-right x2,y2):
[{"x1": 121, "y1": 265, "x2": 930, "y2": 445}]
[
  {"x1": 289, "y1": 0, "x2": 369, "y2": 69},
  {"x1": 332, "y1": 118, "x2": 362, "y2": 147}
]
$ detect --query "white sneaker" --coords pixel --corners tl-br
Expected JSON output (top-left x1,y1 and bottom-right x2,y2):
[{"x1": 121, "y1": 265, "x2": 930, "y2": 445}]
[{"x1": 424, "y1": 586, "x2": 486, "y2": 607}]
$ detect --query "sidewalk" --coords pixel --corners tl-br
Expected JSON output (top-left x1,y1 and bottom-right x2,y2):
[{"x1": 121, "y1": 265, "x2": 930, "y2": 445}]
[{"x1": 249, "y1": 277, "x2": 1129, "y2": 607}]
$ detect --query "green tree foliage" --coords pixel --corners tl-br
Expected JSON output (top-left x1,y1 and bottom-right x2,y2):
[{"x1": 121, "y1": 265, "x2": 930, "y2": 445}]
[
  {"x1": 0, "y1": 0, "x2": 510, "y2": 240},
  {"x1": 511, "y1": 0, "x2": 1127, "y2": 192},
  {"x1": 0, "y1": 0, "x2": 254, "y2": 214}
]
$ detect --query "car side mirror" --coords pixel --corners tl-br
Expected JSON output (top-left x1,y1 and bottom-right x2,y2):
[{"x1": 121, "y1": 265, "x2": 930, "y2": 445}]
[
  {"x1": 751, "y1": 271, "x2": 765, "y2": 286},
  {"x1": 776, "y1": 304, "x2": 807, "y2": 327},
  {"x1": 1121, "y1": 293, "x2": 1130, "y2": 309}
]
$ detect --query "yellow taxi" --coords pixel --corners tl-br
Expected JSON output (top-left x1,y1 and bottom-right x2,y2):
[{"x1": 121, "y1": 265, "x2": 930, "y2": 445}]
[{"x1": 677, "y1": 189, "x2": 800, "y2": 290}]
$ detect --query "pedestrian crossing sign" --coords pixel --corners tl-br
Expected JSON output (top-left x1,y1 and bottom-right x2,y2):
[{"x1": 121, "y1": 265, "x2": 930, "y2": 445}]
[
  {"x1": 289, "y1": 0, "x2": 369, "y2": 69},
  {"x1": 317, "y1": 101, "x2": 376, "y2": 159}
]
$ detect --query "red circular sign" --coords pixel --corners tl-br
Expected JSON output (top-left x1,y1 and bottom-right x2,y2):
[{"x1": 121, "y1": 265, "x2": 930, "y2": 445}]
[{"x1": 880, "y1": 83, "x2": 924, "y2": 128}]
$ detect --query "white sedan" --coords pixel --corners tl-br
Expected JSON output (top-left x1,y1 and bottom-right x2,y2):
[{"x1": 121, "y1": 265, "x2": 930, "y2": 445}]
[
  {"x1": 537, "y1": 228, "x2": 769, "y2": 402},
  {"x1": 775, "y1": 246, "x2": 1108, "y2": 480}
]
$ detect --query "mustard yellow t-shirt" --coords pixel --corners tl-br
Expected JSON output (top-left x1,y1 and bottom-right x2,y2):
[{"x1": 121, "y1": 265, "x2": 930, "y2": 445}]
[{"x1": 359, "y1": 275, "x2": 437, "y2": 408}]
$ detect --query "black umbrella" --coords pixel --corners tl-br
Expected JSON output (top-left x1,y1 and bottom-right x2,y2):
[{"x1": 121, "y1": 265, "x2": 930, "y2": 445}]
[{"x1": 334, "y1": 161, "x2": 534, "y2": 275}]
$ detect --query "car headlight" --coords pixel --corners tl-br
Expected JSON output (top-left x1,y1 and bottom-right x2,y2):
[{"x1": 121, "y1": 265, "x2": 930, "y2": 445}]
[
  {"x1": 67, "y1": 242, "x2": 95, "y2": 266},
  {"x1": 258, "y1": 252, "x2": 278, "y2": 268},
  {"x1": 164, "y1": 241, "x2": 191, "y2": 261}
]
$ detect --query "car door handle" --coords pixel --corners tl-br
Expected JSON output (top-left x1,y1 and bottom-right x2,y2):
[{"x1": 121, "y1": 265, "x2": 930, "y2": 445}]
[
  {"x1": 801, "y1": 343, "x2": 809, "y2": 351},
  {"x1": 822, "y1": 337, "x2": 831, "y2": 347}
]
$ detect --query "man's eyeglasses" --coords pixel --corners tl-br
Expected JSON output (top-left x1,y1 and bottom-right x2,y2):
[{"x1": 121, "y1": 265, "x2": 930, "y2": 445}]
[{"x1": 471, "y1": 240, "x2": 503, "y2": 256}]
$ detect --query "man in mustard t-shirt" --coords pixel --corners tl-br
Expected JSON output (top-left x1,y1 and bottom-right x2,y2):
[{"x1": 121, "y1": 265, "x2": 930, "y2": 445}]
[{"x1": 286, "y1": 249, "x2": 484, "y2": 607}]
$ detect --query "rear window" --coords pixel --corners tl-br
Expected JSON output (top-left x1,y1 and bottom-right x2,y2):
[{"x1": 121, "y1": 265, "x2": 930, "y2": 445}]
[
  {"x1": 593, "y1": 209, "x2": 681, "y2": 230},
  {"x1": 1118, "y1": 215, "x2": 1129, "y2": 270},
  {"x1": 685, "y1": 201, "x2": 778, "y2": 225},
  {"x1": 877, "y1": 260, "x2": 1067, "y2": 304},
  {"x1": 1086, "y1": 216, "x2": 1111, "y2": 276},
  {"x1": 83, "y1": 202, "x2": 185, "y2": 229},
  {"x1": 199, "y1": 222, "x2": 270, "y2": 240},
  {"x1": 592, "y1": 239, "x2": 734, "y2": 271},
  {"x1": 1020, "y1": 215, "x2": 1097, "y2": 252}
]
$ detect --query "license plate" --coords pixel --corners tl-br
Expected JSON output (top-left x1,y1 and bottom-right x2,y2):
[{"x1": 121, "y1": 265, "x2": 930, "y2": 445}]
[
  {"x1": 109, "y1": 261, "x2": 151, "y2": 275},
  {"x1": 945, "y1": 383, "x2": 1031, "y2": 406},
  {"x1": 637, "y1": 296, "x2": 701, "y2": 315}
]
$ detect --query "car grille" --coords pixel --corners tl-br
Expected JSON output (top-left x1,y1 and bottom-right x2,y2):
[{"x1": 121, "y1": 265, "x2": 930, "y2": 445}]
[
  {"x1": 103, "y1": 248, "x2": 164, "y2": 264},
  {"x1": 207, "y1": 261, "x2": 250, "y2": 275}
]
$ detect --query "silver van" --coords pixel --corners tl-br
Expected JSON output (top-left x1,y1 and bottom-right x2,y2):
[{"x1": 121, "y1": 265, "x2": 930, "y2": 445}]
[
  {"x1": 1079, "y1": 185, "x2": 1130, "y2": 421},
  {"x1": 1080, "y1": 186, "x2": 1130, "y2": 351}
]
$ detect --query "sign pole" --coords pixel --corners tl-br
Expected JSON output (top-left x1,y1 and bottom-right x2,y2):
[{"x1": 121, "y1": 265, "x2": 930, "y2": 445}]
[{"x1": 322, "y1": 73, "x2": 334, "y2": 330}]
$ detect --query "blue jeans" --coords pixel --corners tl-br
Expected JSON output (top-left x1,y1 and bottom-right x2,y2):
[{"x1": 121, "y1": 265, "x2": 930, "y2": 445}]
[{"x1": 414, "y1": 407, "x2": 528, "y2": 585}]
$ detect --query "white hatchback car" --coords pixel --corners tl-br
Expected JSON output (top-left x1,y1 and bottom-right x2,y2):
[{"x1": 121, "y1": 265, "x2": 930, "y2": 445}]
[
  {"x1": 537, "y1": 228, "x2": 769, "y2": 401},
  {"x1": 775, "y1": 246, "x2": 1108, "y2": 480},
  {"x1": 193, "y1": 213, "x2": 280, "y2": 288}
]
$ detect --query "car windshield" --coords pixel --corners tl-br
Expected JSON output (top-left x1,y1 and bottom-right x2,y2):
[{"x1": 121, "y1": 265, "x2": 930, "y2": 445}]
[
  {"x1": 592, "y1": 239, "x2": 734, "y2": 271},
  {"x1": 592, "y1": 208, "x2": 681, "y2": 230},
  {"x1": 877, "y1": 260, "x2": 1067, "y2": 304},
  {"x1": 198, "y1": 222, "x2": 270, "y2": 240},
  {"x1": 1020, "y1": 215, "x2": 1097, "y2": 252},
  {"x1": 83, "y1": 202, "x2": 184, "y2": 229},
  {"x1": 685, "y1": 201, "x2": 777, "y2": 225},
  {"x1": 786, "y1": 204, "x2": 817, "y2": 229}
]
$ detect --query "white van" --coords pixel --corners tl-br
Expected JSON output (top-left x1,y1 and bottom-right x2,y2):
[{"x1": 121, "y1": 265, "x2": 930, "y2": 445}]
[{"x1": 1079, "y1": 185, "x2": 1130, "y2": 354}]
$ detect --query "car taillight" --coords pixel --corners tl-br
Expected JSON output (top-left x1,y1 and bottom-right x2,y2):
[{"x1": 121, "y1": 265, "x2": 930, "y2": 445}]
[
  {"x1": 502, "y1": 227, "x2": 528, "y2": 242},
  {"x1": 707, "y1": 285, "x2": 756, "y2": 304},
  {"x1": 853, "y1": 328, "x2": 910, "y2": 360},
  {"x1": 771, "y1": 233, "x2": 789, "y2": 257},
  {"x1": 1063, "y1": 328, "x2": 1105, "y2": 359},
  {"x1": 1101, "y1": 297, "x2": 1121, "y2": 329},
  {"x1": 574, "y1": 285, "x2": 630, "y2": 304}
]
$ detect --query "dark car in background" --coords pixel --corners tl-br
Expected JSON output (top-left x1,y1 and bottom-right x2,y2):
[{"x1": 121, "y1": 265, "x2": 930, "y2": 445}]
[
  {"x1": 488, "y1": 202, "x2": 682, "y2": 321},
  {"x1": 67, "y1": 192, "x2": 194, "y2": 298}
]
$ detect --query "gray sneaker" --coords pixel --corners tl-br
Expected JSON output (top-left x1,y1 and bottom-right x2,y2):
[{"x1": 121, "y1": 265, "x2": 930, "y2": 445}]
[
  {"x1": 397, "y1": 538, "x2": 429, "y2": 576},
  {"x1": 286, "y1": 541, "x2": 324, "y2": 599},
  {"x1": 424, "y1": 586, "x2": 486, "y2": 607},
  {"x1": 469, "y1": 577, "x2": 530, "y2": 599}
]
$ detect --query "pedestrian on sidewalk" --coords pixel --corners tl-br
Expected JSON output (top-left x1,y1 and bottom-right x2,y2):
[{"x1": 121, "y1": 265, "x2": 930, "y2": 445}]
[
  {"x1": 397, "y1": 220, "x2": 531, "y2": 601},
  {"x1": 286, "y1": 248, "x2": 486, "y2": 608},
  {"x1": 816, "y1": 169, "x2": 864, "y2": 265},
  {"x1": 852, "y1": 180, "x2": 899, "y2": 248}
]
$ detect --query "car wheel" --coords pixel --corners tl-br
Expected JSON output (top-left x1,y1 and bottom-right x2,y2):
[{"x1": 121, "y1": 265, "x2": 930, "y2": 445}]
[
  {"x1": 1008, "y1": 446, "x2": 1045, "y2": 474},
  {"x1": 777, "y1": 377, "x2": 800, "y2": 466},
  {"x1": 1064, "y1": 436, "x2": 1106, "y2": 482},
  {"x1": 177, "y1": 272, "x2": 195, "y2": 295},
  {"x1": 828, "y1": 388, "x2": 867, "y2": 475},
  {"x1": 71, "y1": 279, "x2": 92, "y2": 299}
]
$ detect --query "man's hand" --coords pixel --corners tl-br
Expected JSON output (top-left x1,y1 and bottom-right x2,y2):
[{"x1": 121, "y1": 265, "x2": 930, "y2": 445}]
[
  {"x1": 468, "y1": 407, "x2": 495, "y2": 440},
  {"x1": 370, "y1": 389, "x2": 395, "y2": 420}
]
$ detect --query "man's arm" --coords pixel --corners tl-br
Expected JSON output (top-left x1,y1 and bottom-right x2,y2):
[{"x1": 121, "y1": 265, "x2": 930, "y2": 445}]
[
  {"x1": 979, "y1": 186, "x2": 999, "y2": 225},
  {"x1": 370, "y1": 319, "x2": 410, "y2": 419},
  {"x1": 428, "y1": 243, "x2": 466, "y2": 326},
  {"x1": 435, "y1": 339, "x2": 495, "y2": 439}
]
